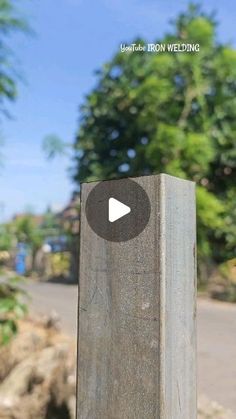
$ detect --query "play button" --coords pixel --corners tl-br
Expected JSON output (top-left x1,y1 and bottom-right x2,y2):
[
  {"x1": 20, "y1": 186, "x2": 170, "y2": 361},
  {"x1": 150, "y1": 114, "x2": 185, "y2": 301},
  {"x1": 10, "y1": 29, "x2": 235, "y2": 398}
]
[
  {"x1": 109, "y1": 198, "x2": 131, "y2": 222},
  {"x1": 85, "y1": 178, "x2": 151, "y2": 242}
]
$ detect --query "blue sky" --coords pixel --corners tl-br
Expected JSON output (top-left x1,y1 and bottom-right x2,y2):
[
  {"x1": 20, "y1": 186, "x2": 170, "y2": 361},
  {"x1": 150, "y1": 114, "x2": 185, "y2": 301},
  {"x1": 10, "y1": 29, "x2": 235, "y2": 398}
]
[{"x1": 0, "y1": 0, "x2": 235, "y2": 221}]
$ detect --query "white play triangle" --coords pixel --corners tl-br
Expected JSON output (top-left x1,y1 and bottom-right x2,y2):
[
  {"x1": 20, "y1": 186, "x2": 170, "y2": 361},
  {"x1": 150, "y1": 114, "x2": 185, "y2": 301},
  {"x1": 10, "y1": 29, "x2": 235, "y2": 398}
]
[{"x1": 108, "y1": 197, "x2": 131, "y2": 223}]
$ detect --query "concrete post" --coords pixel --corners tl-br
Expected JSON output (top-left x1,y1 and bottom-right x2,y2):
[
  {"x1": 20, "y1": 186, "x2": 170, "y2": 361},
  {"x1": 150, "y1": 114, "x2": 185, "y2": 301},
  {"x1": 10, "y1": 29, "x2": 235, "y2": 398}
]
[{"x1": 77, "y1": 174, "x2": 197, "y2": 419}]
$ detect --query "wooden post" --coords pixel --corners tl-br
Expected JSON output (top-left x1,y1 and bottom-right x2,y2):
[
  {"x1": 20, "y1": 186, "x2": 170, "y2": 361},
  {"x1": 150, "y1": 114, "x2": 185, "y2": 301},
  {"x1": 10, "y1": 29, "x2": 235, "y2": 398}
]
[{"x1": 77, "y1": 174, "x2": 197, "y2": 419}]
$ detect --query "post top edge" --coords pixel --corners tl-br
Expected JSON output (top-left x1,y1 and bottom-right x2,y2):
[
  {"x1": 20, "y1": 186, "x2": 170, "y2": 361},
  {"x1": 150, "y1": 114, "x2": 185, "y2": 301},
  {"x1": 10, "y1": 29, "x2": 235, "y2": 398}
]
[
  {"x1": 80, "y1": 173, "x2": 196, "y2": 186},
  {"x1": 159, "y1": 173, "x2": 196, "y2": 185}
]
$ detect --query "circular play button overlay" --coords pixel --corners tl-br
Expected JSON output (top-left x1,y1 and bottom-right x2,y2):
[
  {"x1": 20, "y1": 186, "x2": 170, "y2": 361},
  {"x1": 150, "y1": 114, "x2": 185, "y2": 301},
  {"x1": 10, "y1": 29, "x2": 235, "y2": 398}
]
[{"x1": 85, "y1": 178, "x2": 151, "y2": 242}]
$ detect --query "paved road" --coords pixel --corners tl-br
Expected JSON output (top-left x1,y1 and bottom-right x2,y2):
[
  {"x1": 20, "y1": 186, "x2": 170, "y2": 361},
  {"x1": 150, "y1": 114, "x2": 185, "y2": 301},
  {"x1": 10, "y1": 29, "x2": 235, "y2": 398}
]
[
  {"x1": 198, "y1": 298, "x2": 236, "y2": 414},
  {"x1": 25, "y1": 281, "x2": 236, "y2": 414},
  {"x1": 26, "y1": 281, "x2": 78, "y2": 336}
]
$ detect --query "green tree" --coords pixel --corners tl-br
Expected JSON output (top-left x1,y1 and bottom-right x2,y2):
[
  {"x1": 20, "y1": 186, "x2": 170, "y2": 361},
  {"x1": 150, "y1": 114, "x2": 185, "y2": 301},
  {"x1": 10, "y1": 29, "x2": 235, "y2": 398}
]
[
  {"x1": 42, "y1": 134, "x2": 69, "y2": 160},
  {"x1": 0, "y1": 276, "x2": 28, "y2": 345},
  {"x1": 0, "y1": 223, "x2": 12, "y2": 251},
  {"x1": 73, "y1": 4, "x2": 236, "y2": 277},
  {"x1": 0, "y1": 2, "x2": 30, "y2": 346},
  {"x1": 12, "y1": 215, "x2": 43, "y2": 270},
  {"x1": 0, "y1": 0, "x2": 29, "y2": 116}
]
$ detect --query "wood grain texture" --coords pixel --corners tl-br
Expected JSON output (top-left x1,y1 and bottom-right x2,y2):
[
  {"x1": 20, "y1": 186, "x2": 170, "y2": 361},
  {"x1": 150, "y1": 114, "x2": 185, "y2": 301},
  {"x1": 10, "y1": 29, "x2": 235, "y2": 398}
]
[{"x1": 77, "y1": 174, "x2": 196, "y2": 419}]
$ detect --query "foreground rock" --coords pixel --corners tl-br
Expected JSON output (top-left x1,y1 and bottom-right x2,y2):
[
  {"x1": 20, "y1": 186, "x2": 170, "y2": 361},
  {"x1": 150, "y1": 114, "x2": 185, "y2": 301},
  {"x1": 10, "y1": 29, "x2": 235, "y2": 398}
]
[
  {"x1": 0, "y1": 316, "x2": 76, "y2": 419},
  {"x1": 198, "y1": 395, "x2": 235, "y2": 419}
]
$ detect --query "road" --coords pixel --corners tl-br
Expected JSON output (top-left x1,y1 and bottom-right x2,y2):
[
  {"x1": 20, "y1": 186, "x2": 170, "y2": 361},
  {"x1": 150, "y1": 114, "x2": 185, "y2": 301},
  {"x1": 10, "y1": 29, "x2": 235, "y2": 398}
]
[
  {"x1": 26, "y1": 281, "x2": 78, "y2": 336},
  {"x1": 198, "y1": 298, "x2": 236, "y2": 414},
  {"x1": 25, "y1": 281, "x2": 236, "y2": 414}
]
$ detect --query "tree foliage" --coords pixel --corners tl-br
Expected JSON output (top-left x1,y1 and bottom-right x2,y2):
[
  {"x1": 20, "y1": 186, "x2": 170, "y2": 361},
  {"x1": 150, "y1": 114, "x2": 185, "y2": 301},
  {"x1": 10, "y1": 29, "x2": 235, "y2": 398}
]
[
  {"x1": 11, "y1": 215, "x2": 43, "y2": 269},
  {"x1": 0, "y1": 275, "x2": 28, "y2": 345},
  {"x1": 0, "y1": 0, "x2": 29, "y2": 116},
  {"x1": 0, "y1": 223, "x2": 11, "y2": 251},
  {"x1": 73, "y1": 4, "x2": 236, "y2": 272},
  {"x1": 42, "y1": 134, "x2": 68, "y2": 160}
]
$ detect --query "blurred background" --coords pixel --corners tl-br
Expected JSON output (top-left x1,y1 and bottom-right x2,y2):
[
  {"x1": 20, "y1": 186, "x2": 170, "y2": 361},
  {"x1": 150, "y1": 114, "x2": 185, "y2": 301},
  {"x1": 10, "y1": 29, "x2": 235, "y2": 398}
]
[{"x1": 0, "y1": 1, "x2": 235, "y2": 418}]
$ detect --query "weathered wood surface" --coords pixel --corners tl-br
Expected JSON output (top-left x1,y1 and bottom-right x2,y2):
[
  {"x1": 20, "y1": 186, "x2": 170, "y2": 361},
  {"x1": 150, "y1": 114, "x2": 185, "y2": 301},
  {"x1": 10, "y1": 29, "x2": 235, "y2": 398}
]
[{"x1": 77, "y1": 174, "x2": 196, "y2": 419}]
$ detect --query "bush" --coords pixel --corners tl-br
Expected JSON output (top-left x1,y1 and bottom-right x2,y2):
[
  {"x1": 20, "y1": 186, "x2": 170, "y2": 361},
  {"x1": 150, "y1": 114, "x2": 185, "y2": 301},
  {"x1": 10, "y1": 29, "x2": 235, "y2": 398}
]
[
  {"x1": 0, "y1": 276, "x2": 28, "y2": 345},
  {"x1": 209, "y1": 259, "x2": 236, "y2": 302}
]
